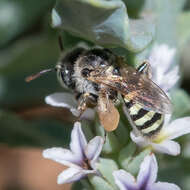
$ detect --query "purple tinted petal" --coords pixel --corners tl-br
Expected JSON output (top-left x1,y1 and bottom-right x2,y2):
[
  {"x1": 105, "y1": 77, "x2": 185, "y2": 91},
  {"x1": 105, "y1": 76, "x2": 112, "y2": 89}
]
[
  {"x1": 45, "y1": 93, "x2": 95, "y2": 118},
  {"x1": 163, "y1": 117, "x2": 190, "y2": 140},
  {"x1": 45, "y1": 92, "x2": 77, "y2": 109},
  {"x1": 150, "y1": 182, "x2": 181, "y2": 190},
  {"x1": 85, "y1": 136, "x2": 104, "y2": 164},
  {"x1": 80, "y1": 108, "x2": 95, "y2": 120},
  {"x1": 149, "y1": 45, "x2": 175, "y2": 75},
  {"x1": 163, "y1": 114, "x2": 172, "y2": 126},
  {"x1": 113, "y1": 170, "x2": 138, "y2": 190},
  {"x1": 149, "y1": 45, "x2": 176, "y2": 89},
  {"x1": 137, "y1": 154, "x2": 157, "y2": 188},
  {"x1": 45, "y1": 93, "x2": 80, "y2": 116},
  {"x1": 161, "y1": 66, "x2": 179, "y2": 92},
  {"x1": 57, "y1": 168, "x2": 95, "y2": 184},
  {"x1": 130, "y1": 132, "x2": 149, "y2": 147},
  {"x1": 42, "y1": 148, "x2": 82, "y2": 167},
  {"x1": 70, "y1": 122, "x2": 87, "y2": 161},
  {"x1": 152, "y1": 140, "x2": 180, "y2": 156}
]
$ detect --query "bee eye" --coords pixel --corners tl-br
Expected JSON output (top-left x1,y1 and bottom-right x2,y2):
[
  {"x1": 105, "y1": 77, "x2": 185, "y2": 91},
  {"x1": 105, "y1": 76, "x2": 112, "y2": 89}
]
[{"x1": 81, "y1": 68, "x2": 91, "y2": 77}]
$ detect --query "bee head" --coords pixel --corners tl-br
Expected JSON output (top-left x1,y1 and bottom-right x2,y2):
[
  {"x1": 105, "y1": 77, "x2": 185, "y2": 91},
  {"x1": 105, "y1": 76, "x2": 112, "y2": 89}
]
[{"x1": 79, "y1": 50, "x2": 112, "y2": 79}]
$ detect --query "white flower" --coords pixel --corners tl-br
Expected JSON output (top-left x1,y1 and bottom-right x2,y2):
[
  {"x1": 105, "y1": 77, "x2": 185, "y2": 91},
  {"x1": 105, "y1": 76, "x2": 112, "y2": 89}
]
[
  {"x1": 113, "y1": 154, "x2": 180, "y2": 190},
  {"x1": 43, "y1": 122, "x2": 104, "y2": 184},
  {"x1": 148, "y1": 44, "x2": 179, "y2": 92},
  {"x1": 128, "y1": 44, "x2": 185, "y2": 156},
  {"x1": 45, "y1": 92, "x2": 95, "y2": 119},
  {"x1": 131, "y1": 115, "x2": 190, "y2": 156}
]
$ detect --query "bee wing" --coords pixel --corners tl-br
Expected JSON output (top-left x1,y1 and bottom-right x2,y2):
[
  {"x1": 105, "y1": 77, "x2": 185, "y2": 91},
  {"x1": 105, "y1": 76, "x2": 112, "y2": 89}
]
[
  {"x1": 97, "y1": 95, "x2": 120, "y2": 132},
  {"x1": 89, "y1": 66, "x2": 172, "y2": 114},
  {"x1": 121, "y1": 66, "x2": 172, "y2": 113}
]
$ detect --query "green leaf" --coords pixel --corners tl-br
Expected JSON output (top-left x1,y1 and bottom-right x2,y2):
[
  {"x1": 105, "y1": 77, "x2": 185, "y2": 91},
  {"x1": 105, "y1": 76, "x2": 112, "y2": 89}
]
[
  {"x1": 0, "y1": 110, "x2": 72, "y2": 147},
  {"x1": 0, "y1": 0, "x2": 56, "y2": 47},
  {"x1": 89, "y1": 175, "x2": 114, "y2": 190},
  {"x1": 122, "y1": 0, "x2": 145, "y2": 18},
  {"x1": 52, "y1": 0, "x2": 155, "y2": 52},
  {"x1": 72, "y1": 180, "x2": 93, "y2": 190},
  {"x1": 158, "y1": 157, "x2": 189, "y2": 190},
  {"x1": 103, "y1": 132, "x2": 120, "y2": 154},
  {"x1": 118, "y1": 142, "x2": 136, "y2": 170},
  {"x1": 0, "y1": 35, "x2": 61, "y2": 108},
  {"x1": 171, "y1": 89, "x2": 190, "y2": 119},
  {"x1": 81, "y1": 121, "x2": 94, "y2": 141},
  {"x1": 72, "y1": 181, "x2": 85, "y2": 190},
  {"x1": 126, "y1": 148, "x2": 151, "y2": 176},
  {"x1": 144, "y1": 0, "x2": 185, "y2": 46},
  {"x1": 95, "y1": 120, "x2": 120, "y2": 154},
  {"x1": 60, "y1": 31, "x2": 93, "y2": 50},
  {"x1": 97, "y1": 158, "x2": 119, "y2": 189},
  {"x1": 177, "y1": 11, "x2": 190, "y2": 48},
  {"x1": 114, "y1": 120, "x2": 129, "y2": 146}
]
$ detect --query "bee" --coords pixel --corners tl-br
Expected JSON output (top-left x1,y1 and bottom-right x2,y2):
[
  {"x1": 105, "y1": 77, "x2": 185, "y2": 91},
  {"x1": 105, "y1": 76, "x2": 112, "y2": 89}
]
[{"x1": 26, "y1": 40, "x2": 172, "y2": 136}]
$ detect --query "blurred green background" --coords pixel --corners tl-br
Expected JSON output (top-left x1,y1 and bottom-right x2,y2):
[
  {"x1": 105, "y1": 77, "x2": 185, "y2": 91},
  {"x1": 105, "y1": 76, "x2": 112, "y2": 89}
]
[{"x1": 0, "y1": 0, "x2": 190, "y2": 190}]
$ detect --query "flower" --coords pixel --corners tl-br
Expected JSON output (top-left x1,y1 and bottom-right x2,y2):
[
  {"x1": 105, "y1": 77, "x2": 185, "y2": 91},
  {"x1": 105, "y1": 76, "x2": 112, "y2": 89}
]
[
  {"x1": 131, "y1": 115, "x2": 190, "y2": 156},
  {"x1": 128, "y1": 44, "x2": 186, "y2": 156},
  {"x1": 42, "y1": 122, "x2": 104, "y2": 184},
  {"x1": 113, "y1": 154, "x2": 180, "y2": 190},
  {"x1": 148, "y1": 44, "x2": 179, "y2": 92},
  {"x1": 45, "y1": 92, "x2": 95, "y2": 119}
]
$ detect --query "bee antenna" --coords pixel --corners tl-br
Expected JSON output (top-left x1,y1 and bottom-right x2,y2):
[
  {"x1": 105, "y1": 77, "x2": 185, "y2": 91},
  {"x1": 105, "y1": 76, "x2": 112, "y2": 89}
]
[
  {"x1": 58, "y1": 35, "x2": 64, "y2": 51},
  {"x1": 25, "y1": 68, "x2": 55, "y2": 82}
]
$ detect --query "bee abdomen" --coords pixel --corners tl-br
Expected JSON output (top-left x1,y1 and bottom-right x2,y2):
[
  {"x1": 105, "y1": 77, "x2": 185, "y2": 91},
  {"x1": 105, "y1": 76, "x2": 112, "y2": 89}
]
[{"x1": 124, "y1": 99, "x2": 164, "y2": 137}]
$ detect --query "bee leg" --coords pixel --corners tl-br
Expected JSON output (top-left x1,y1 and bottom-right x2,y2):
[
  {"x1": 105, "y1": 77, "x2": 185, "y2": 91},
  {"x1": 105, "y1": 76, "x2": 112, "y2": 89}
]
[
  {"x1": 137, "y1": 60, "x2": 152, "y2": 78},
  {"x1": 77, "y1": 93, "x2": 90, "y2": 118}
]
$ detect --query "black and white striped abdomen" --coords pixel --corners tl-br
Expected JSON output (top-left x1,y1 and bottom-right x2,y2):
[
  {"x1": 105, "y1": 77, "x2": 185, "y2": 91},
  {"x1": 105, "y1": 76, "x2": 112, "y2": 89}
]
[{"x1": 124, "y1": 98, "x2": 164, "y2": 137}]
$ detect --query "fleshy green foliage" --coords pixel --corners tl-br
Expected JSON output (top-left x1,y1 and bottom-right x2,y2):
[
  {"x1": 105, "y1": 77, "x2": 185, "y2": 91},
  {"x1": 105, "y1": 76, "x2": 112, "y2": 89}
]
[
  {"x1": 171, "y1": 89, "x2": 190, "y2": 119},
  {"x1": 118, "y1": 142, "x2": 136, "y2": 170},
  {"x1": 89, "y1": 175, "x2": 114, "y2": 190},
  {"x1": 177, "y1": 11, "x2": 190, "y2": 48},
  {"x1": 0, "y1": 36, "x2": 61, "y2": 107},
  {"x1": 72, "y1": 181, "x2": 85, "y2": 190},
  {"x1": 52, "y1": 0, "x2": 155, "y2": 52},
  {"x1": 0, "y1": 110, "x2": 72, "y2": 147},
  {"x1": 0, "y1": 0, "x2": 56, "y2": 47},
  {"x1": 122, "y1": 0, "x2": 145, "y2": 18},
  {"x1": 126, "y1": 148, "x2": 151, "y2": 175},
  {"x1": 72, "y1": 180, "x2": 92, "y2": 190},
  {"x1": 97, "y1": 158, "x2": 119, "y2": 189}
]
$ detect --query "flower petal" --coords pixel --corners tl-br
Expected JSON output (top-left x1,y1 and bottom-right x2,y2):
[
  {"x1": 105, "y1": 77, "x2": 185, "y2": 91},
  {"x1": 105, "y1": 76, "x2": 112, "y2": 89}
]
[
  {"x1": 42, "y1": 148, "x2": 82, "y2": 167},
  {"x1": 45, "y1": 92, "x2": 80, "y2": 116},
  {"x1": 160, "y1": 66, "x2": 179, "y2": 92},
  {"x1": 130, "y1": 132, "x2": 181, "y2": 156},
  {"x1": 45, "y1": 92, "x2": 95, "y2": 118},
  {"x1": 150, "y1": 182, "x2": 181, "y2": 190},
  {"x1": 85, "y1": 136, "x2": 104, "y2": 168},
  {"x1": 163, "y1": 114, "x2": 172, "y2": 126},
  {"x1": 80, "y1": 108, "x2": 95, "y2": 120},
  {"x1": 163, "y1": 117, "x2": 190, "y2": 140},
  {"x1": 113, "y1": 170, "x2": 138, "y2": 190},
  {"x1": 151, "y1": 140, "x2": 180, "y2": 156},
  {"x1": 130, "y1": 132, "x2": 149, "y2": 147},
  {"x1": 57, "y1": 167, "x2": 95, "y2": 184},
  {"x1": 149, "y1": 44, "x2": 175, "y2": 73},
  {"x1": 137, "y1": 154, "x2": 157, "y2": 188},
  {"x1": 45, "y1": 92, "x2": 77, "y2": 108},
  {"x1": 149, "y1": 44, "x2": 176, "y2": 89},
  {"x1": 70, "y1": 122, "x2": 87, "y2": 160}
]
